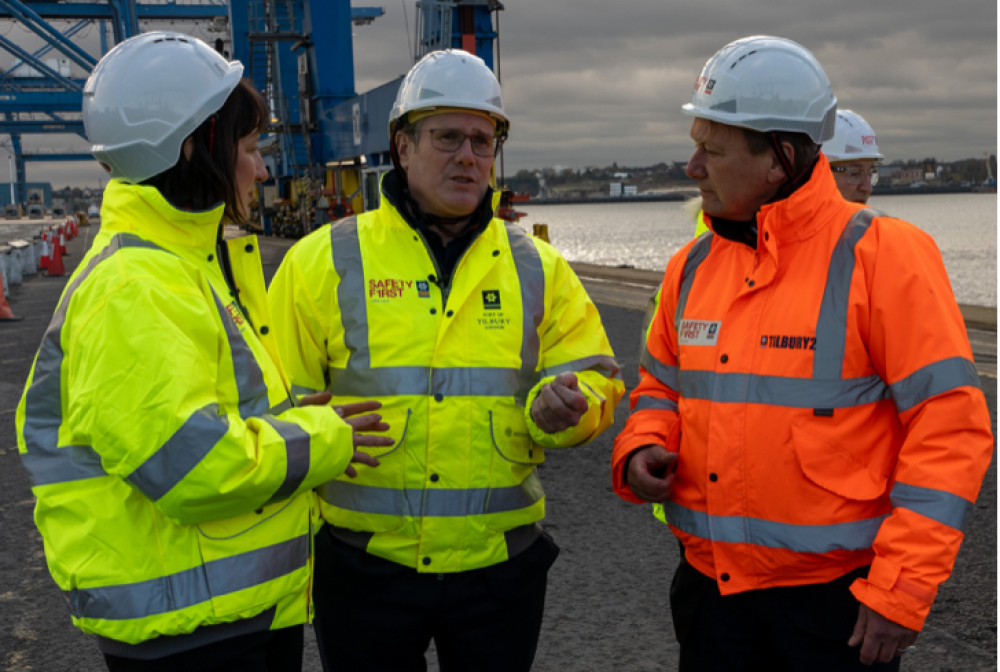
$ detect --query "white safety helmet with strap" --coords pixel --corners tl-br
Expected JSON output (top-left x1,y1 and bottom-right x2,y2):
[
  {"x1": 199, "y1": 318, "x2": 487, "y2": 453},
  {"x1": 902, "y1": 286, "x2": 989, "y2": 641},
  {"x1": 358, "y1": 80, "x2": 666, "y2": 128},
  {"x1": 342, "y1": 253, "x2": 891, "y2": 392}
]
[
  {"x1": 83, "y1": 31, "x2": 244, "y2": 183},
  {"x1": 681, "y1": 35, "x2": 837, "y2": 144},
  {"x1": 824, "y1": 109, "x2": 883, "y2": 162},
  {"x1": 389, "y1": 48, "x2": 509, "y2": 138}
]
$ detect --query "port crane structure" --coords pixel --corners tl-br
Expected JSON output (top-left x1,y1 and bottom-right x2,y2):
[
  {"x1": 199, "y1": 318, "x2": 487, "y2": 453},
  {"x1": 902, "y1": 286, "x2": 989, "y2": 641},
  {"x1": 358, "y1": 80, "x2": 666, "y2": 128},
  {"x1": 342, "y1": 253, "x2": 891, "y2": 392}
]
[{"x1": 0, "y1": 0, "x2": 503, "y2": 234}]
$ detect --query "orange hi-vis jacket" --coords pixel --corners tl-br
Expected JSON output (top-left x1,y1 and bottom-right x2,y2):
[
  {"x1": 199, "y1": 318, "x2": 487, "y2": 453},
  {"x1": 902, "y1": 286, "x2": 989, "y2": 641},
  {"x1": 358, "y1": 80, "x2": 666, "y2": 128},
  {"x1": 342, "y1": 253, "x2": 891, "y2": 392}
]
[{"x1": 612, "y1": 156, "x2": 993, "y2": 631}]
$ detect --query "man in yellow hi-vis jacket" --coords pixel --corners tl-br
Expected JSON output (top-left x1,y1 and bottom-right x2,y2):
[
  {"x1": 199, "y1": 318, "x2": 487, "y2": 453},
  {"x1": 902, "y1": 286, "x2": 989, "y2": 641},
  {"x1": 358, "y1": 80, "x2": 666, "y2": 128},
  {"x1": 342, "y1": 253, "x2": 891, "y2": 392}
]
[{"x1": 269, "y1": 49, "x2": 625, "y2": 672}]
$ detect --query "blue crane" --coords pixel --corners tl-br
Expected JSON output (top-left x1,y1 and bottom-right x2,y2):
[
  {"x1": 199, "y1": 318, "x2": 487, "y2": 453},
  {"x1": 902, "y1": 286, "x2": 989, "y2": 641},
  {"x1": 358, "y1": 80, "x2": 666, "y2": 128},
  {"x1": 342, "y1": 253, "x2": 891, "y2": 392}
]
[{"x1": 0, "y1": 0, "x2": 502, "y2": 229}]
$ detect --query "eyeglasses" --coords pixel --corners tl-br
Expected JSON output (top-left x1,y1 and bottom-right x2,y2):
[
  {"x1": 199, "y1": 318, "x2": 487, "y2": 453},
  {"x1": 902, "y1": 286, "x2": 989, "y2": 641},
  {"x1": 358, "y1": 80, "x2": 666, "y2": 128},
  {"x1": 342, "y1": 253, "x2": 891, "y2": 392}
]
[
  {"x1": 422, "y1": 128, "x2": 502, "y2": 157},
  {"x1": 831, "y1": 165, "x2": 879, "y2": 186}
]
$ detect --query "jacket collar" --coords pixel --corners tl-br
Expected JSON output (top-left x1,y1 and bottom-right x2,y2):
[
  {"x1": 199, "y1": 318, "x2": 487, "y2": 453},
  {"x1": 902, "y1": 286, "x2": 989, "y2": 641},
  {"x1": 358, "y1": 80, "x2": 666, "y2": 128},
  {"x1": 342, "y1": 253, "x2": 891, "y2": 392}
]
[
  {"x1": 100, "y1": 179, "x2": 226, "y2": 250},
  {"x1": 755, "y1": 153, "x2": 849, "y2": 246}
]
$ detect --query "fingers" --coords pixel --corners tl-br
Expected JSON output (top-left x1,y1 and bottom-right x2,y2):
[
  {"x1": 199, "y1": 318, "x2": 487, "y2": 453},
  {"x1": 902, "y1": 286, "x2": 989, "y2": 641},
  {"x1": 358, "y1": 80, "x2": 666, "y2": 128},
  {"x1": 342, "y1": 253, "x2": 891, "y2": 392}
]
[
  {"x1": 627, "y1": 446, "x2": 677, "y2": 501},
  {"x1": 298, "y1": 391, "x2": 333, "y2": 407},
  {"x1": 344, "y1": 413, "x2": 390, "y2": 433},
  {"x1": 847, "y1": 604, "x2": 866, "y2": 648},
  {"x1": 532, "y1": 379, "x2": 589, "y2": 433},
  {"x1": 850, "y1": 604, "x2": 919, "y2": 665},
  {"x1": 344, "y1": 446, "x2": 383, "y2": 479},
  {"x1": 337, "y1": 400, "x2": 383, "y2": 417}
]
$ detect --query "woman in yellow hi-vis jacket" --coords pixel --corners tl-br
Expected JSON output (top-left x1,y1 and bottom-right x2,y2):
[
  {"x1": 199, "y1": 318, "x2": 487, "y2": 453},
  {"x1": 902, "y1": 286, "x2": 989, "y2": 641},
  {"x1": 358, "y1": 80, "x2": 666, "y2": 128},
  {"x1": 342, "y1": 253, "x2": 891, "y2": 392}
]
[{"x1": 15, "y1": 32, "x2": 390, "y2": 671}]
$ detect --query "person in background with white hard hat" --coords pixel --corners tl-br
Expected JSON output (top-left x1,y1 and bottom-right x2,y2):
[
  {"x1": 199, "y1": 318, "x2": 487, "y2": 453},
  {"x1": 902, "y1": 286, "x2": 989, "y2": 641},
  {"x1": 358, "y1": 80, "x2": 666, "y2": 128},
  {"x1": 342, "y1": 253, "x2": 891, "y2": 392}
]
[
  {"x1": 16, "y1": 31, "x2": 391, "y2": 671},
  {"x1": 268, "y1": 48, "x2": 625, "y2": 671},
  {"x1": 826, "y1": 109, "x2": 884, "y2": 203},
  {"x1": 612, "y1": 35, "x2": 992, "y2": 670}
]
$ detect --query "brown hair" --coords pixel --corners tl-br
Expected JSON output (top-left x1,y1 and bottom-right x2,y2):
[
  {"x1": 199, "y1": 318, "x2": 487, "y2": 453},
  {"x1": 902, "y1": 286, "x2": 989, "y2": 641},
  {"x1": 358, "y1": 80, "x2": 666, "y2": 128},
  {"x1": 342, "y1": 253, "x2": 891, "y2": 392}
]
[
  {"x1": 142, "y1": 78, "x2": 267, "y2": 224},
  {"x1": 742, "y1": 128, "x2": 819, "y2": 179}
]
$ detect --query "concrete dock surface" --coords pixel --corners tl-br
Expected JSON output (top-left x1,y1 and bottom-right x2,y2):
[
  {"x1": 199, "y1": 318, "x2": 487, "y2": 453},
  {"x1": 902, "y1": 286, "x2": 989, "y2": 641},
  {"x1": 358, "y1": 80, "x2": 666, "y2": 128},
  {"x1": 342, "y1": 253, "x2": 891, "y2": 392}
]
[{"x1": 0, "y1": 227, "x2": 995, "y2": 671}]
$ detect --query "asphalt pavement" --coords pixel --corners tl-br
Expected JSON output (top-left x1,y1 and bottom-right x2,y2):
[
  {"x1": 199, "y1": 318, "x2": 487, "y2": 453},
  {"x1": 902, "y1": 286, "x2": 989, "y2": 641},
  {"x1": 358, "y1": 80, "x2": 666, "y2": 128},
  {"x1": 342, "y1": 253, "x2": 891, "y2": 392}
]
[{"x1": 0, "y1": 227, "x2": 995, "y2": 671}]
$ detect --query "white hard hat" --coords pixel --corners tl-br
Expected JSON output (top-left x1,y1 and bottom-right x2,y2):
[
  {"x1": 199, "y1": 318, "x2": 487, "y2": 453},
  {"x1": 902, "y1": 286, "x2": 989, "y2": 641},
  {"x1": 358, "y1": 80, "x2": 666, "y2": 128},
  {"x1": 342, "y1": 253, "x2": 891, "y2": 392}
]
[
  {"x1": 824, "y1": 109, "x2": 883, "y2": 162},
  {"x1": 389, "y1": 49, "x2": 508, "y2": 135},
  {"x1": 681, "y1": 35, "x2": 837, "y2": 144},
  {"x1": 83, "y1": 31, "x2": 244, "y2": 183}
]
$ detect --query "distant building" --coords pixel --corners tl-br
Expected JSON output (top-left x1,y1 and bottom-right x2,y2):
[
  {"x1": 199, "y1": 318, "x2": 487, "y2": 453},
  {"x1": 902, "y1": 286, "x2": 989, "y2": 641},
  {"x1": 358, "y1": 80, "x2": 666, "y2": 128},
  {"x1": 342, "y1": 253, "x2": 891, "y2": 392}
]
[{"x1": 0, "y1": 182, "x2": 53, "y2": 208}]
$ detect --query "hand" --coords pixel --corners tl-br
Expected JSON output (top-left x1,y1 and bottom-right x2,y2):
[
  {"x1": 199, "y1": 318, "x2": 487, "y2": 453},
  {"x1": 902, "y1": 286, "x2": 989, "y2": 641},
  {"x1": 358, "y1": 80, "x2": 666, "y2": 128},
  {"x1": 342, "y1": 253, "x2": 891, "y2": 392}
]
[
  {"x1": 848, "y1": 604, "x2": 919, "y2": 665},
  {"x1": 626, "y1": 445, "x2": 677, "y2": 502},
  {"x1": 298, "y1": 394, "x2": 392, "y2": 478},
  {"x1": 531, "y1": 372, "x2": 589, "y2": 433}
]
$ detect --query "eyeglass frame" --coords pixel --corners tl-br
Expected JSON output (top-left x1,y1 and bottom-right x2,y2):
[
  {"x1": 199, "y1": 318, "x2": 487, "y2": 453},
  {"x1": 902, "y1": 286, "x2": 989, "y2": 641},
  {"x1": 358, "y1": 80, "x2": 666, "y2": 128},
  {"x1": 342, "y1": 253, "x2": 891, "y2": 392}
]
[
  {"x1": 831, "y1": 164, "x2": 880, "y2": 186},
  {"x1": 419, "y1": 127, "x2": 507, "y2": 158}
]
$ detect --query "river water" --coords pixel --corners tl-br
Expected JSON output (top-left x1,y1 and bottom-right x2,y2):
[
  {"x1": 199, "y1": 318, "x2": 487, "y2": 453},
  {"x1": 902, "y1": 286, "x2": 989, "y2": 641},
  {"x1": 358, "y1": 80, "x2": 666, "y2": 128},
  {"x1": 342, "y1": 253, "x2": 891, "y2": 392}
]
[{"x1": 519, "y1": 192, "x2": 998, "y2": 308}]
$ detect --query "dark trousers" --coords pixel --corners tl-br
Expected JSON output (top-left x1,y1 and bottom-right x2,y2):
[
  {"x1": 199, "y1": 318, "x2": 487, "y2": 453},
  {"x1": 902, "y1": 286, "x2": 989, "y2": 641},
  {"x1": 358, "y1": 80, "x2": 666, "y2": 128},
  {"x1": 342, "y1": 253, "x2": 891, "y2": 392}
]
[
  {"x1": 670, "y1": 560, "x2": 901, "y2": 672},
  {"x1": 103, "y1": 625, "x2": 303, "y2": 672},
  {"x1": 312, "y1": 526, "x2": 559, "y2": 672}
]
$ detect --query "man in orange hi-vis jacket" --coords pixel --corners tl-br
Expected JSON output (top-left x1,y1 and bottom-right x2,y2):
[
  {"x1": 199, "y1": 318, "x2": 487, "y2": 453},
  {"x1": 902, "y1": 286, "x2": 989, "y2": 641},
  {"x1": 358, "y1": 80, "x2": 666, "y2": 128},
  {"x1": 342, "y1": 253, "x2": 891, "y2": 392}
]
[{"x1": 612, "y1": 35, "x2": 993, "y2": 672}]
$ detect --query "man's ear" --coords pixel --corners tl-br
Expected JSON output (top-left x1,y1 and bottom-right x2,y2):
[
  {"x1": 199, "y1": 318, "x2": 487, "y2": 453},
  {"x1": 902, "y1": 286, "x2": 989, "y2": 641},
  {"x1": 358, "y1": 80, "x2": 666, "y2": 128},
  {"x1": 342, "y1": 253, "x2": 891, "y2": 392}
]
[
  {"x1": 182, "y1": 136, "x2": 195, "y2": 162},
  {"x1": 395, "y1": 132, "x2": 412, "y2": 172},
  {"x1": 768, "y1": 141, "x2": 795, "y2": 184}
]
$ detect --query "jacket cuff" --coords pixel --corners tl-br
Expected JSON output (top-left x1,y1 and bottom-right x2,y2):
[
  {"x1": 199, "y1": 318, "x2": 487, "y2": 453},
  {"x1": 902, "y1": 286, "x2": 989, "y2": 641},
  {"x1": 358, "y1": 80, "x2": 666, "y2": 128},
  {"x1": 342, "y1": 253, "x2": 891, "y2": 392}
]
[
  {"x1": 849, "y1": 558, "x2": 936, "y2": 632},
  {"x1": 523, "y1": 379, "x2": 603, "y2": 448}
]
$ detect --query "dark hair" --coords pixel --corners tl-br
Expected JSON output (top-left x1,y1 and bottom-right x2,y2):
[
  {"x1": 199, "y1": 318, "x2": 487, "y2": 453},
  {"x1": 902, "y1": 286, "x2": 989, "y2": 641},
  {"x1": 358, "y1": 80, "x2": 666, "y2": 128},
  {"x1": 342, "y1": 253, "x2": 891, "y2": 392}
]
[
  {"x1": 742, "y1": 128, "x2": 819, "y2": 178},
  {"x1": 142, "y1": 78, "x2": 267, "y2": 224}
]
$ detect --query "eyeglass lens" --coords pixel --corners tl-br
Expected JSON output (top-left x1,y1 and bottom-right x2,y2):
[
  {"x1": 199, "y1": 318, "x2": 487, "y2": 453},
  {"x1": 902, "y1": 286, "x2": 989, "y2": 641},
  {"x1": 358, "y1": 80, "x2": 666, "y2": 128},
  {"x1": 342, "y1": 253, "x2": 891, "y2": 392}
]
[{"x1": 427, "y1": 129, "x2": 497, "y2": 157}]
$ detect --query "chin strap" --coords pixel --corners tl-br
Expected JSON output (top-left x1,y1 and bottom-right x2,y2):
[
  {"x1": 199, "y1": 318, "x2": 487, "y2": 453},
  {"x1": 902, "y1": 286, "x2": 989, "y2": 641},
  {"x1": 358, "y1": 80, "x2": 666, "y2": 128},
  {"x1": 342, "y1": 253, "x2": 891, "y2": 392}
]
[{"x1": 768, "y1": 132, "x2": 819, "y2": 202}]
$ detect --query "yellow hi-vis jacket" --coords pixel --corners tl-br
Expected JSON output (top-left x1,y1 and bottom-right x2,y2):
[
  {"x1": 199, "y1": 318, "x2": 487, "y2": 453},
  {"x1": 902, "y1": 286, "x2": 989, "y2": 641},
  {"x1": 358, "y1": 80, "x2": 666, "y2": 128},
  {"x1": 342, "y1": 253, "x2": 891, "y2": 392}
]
[
  {"x1": 16, "y1": 180, "x2": 358, "y2": 651},
  {"x1": 269, "y1": 186, "x2": 625, "y2": 573}
]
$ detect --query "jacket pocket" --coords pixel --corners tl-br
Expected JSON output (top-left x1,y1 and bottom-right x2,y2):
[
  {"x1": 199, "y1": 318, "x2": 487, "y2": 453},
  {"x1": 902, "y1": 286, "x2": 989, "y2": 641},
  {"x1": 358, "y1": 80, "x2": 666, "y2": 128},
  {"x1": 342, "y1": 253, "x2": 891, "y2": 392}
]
[
  {"x1": 195, "y1": 495, "x2": 311, "y2": 618},
  {"x1": 488, "y1": 406, "x2": 545, "y2": 467},
  {"x1": 791, "y1": 421, "x2": 889, "y2": 501},
  {"x1": 319, "y1": 407, "x2": 410, "y2": 533}
]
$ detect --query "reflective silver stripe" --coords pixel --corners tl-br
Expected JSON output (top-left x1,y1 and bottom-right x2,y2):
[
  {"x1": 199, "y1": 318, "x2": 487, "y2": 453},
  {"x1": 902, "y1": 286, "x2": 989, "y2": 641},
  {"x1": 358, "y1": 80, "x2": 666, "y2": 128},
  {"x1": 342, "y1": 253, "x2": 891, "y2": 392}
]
[
  {"x1": 329, "y1": 216, "x2": 368, "y2": 370},
  {"x1": 540, "y1": 354, "x2": 622, "y2": 381},
  {"x1": 664, "y1": 500, "x2": 887, "y2": 553},
  {"x1": 329, "y1": 365, "x2": 531, "y2": 398},
  {"x1": 680, "y1": 369, "x2": 890, "y2": 408},
  {"x1": 65, "y1": 535, "x2": 309, "y2": 621},
  {"x1": 673, "y1": 234, "x2": 712, "y2": 331},
  {"x1": 640, "y1": 347, "x2": 679, "y2": 392},
  {"x1": 291, "y1": 383, "x2": 322, "y2": 398},
  {"x1": 889, "y1": 356, "x2": 982, "y2": 414},
  {"x1": 270, "y1": 398, "x2": 293, "y2": 415},
  {"x1": 891, "y1": 481, "x2": 973, "y2": 531},
  {"x1": 327, "y1": 218, "x2": 550, "y2": 402},
  {"x1": 814, "y1": 208, "x2": 876, "y2": 379},
  {"x1": 126, "y1": 406, "x2": 230, "y2": 501},
  {"x1": 262, "y1": 416, "x2": 311, "y2": 504},
  {"x1": 211, "y1": 291, "x2": 269, "y2": 418},
  {"x1": 506, "y1": 223, "x2": 545, "y2": 399},
  {"x1": 633, "y1": 396, "x2": 679, "y2": 413},
  {"x1": 21, "y1": 234, "x2": 161, "y2": 486},
  {"x1": 319, "y1": 471, "x2": 544, "y2": 517},
  {"x1": 22, "y1": 233, "x2": 277, "y2": 490}
]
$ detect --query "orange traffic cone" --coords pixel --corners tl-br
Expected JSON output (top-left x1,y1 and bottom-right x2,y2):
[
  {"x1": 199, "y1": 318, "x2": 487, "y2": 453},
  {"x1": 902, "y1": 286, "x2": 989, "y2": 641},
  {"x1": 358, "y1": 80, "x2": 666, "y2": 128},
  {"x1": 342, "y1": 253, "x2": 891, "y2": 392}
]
[
  {"x1": 57, "y1": 224, "x2": 68, "y2": 256},
  {"x1": 0, "y1": 276, "x2": 20, "y2": 321},
  {"x1": 46, "y1": 235, "x2": 65, "y2": 277},
  {"x1": 39, "y1": 231, "x2": 50, "y2": 270}
]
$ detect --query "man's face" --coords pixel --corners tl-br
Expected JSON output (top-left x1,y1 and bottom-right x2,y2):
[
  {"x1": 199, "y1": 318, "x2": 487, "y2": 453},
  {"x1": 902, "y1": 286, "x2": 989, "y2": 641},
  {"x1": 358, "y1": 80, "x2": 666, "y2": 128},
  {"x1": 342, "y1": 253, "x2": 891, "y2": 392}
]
[
  {"x1": 397, "y1": 112, "x2": 496, "y2": 219},
  {"x1": 685, "y1": 118, "x2": 781, "y2": 221},
  {"x1": 831, "y1": 159, "x2": 877, "y2": 204}
]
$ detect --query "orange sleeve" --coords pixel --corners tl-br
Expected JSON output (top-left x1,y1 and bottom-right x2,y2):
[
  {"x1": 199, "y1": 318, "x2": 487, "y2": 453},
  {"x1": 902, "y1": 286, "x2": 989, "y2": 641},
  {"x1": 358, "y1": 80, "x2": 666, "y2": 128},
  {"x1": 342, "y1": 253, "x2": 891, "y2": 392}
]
[
  {"x1": 612, "y1": 253, "x2": 686, "y2": 501},
  {"x1": 848, "y1": 217, "x2": 994, "y2": 630}
]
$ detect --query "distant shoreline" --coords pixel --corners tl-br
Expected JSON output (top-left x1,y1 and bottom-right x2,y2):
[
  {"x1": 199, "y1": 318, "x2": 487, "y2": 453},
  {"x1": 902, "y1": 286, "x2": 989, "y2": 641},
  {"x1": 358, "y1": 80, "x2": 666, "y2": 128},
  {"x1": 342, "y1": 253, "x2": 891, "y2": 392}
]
[{"x1": 520, "y1": 184, "x2": 994, "y2": 206}]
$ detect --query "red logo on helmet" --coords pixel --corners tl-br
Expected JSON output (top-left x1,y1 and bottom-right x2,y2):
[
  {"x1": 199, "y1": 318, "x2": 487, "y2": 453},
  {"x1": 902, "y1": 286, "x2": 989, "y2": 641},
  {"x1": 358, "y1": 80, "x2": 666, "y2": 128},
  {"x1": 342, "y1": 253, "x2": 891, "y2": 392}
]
[
  {"x1": 693, "y1": 76, "x2": 716, "y2": 96},
  {"x1": 861, "y1": 135, "x2": 876, "y2": 146}
]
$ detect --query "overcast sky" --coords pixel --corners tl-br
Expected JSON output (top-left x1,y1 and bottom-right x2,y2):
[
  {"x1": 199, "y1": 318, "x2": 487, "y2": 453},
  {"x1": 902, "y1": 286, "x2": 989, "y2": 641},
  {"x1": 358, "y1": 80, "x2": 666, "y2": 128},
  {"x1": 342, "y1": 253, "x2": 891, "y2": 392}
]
[{"x1": 10, "y1": 0, "x2": 998, "y2": 189}]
